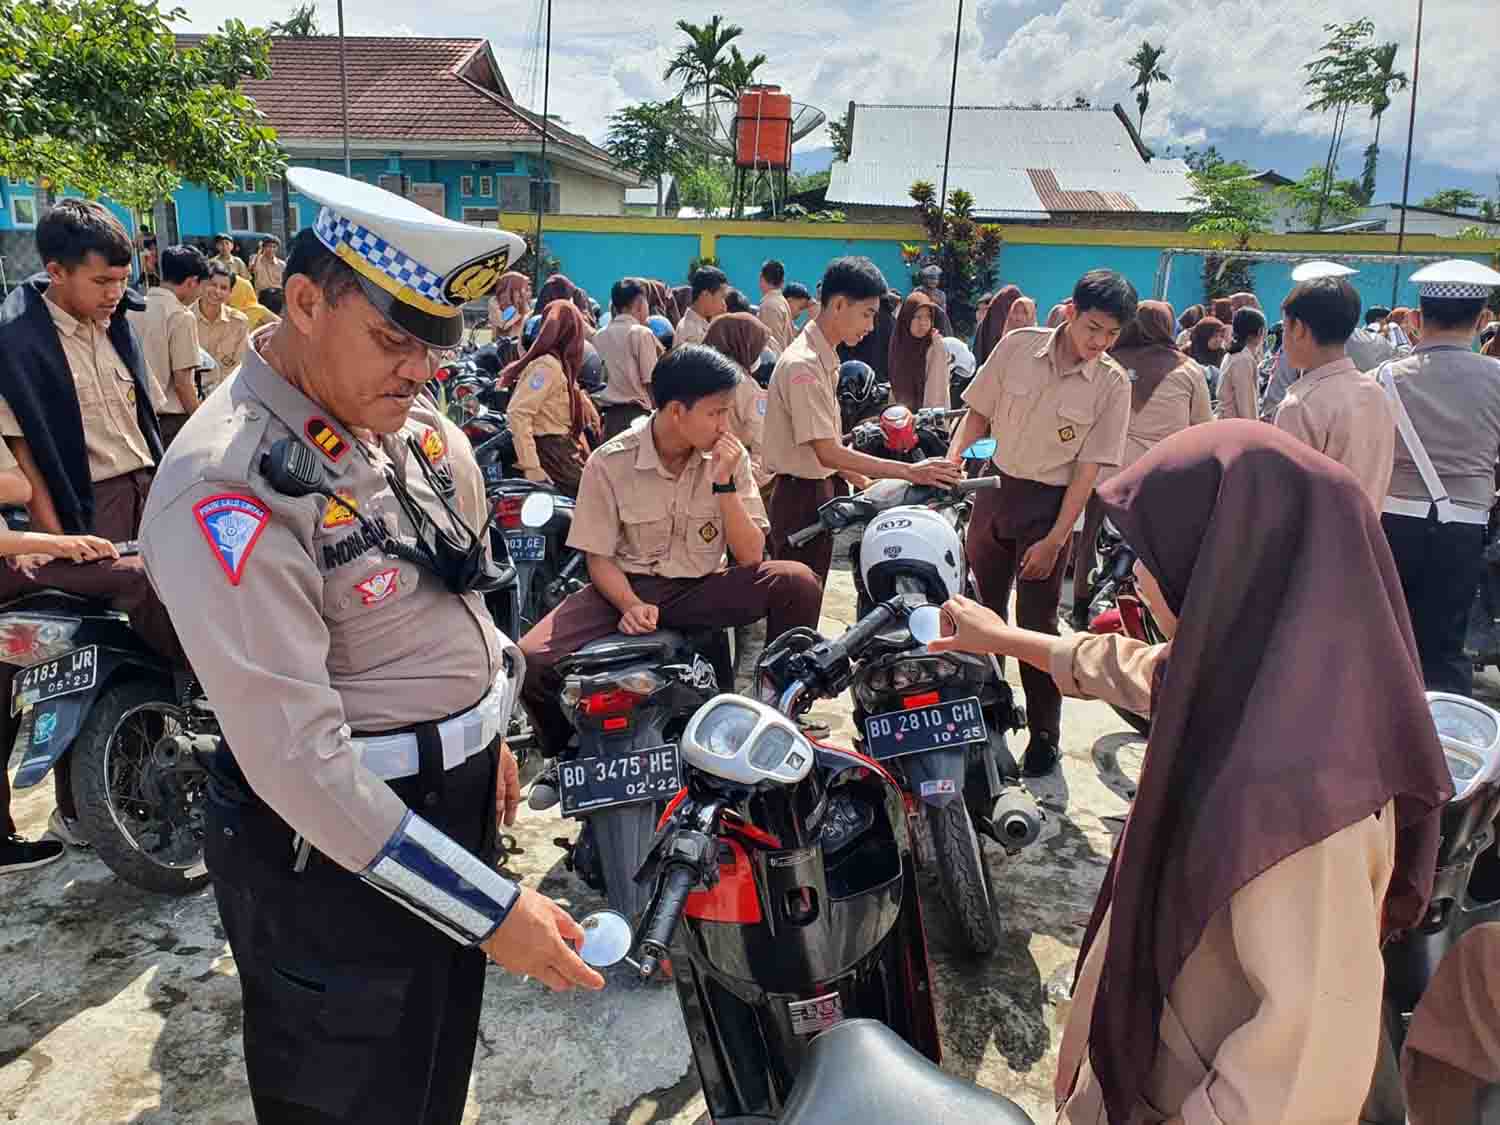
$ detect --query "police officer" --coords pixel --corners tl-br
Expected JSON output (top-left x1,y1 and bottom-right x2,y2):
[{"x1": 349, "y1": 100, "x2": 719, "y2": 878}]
[
  {"x1": 1377, "y1": 259, "x2": 1500, "y2": 697},
  {"x1": 139, "y1": 169, "x2": 602, "y2": 1125}
]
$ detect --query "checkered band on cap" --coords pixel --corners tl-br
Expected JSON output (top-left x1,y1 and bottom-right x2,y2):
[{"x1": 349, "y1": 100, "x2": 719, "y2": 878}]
[
  {"x1": 313, "y1": 206, "x2": 447, "y2": 306},
  {"x1": 1417, "y1": 282, "x2": 1493, "y2": 300}
]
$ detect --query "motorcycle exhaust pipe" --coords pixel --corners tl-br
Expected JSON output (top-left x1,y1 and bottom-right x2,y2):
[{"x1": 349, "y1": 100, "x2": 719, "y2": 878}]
[{"x1": 990, "y1": 787, "x2": 1043, "y2": 853}]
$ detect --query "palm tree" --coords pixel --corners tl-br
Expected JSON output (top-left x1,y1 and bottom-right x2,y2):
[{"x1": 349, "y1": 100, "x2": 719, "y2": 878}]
[
  {"x1": 269, "y1": 2, "x2": 319, "y2": 36},
  {"x1": 712, "y1": 45, "x2": 769, "y2": 103},
  {"x1": 1359, "y1": 41, "x2": 1408, "y2": 203},
  {"x1": 1126, "y1": 41, "x2": 1170, "y2": 132},
  {"x1": 663, "y1": 16, "x2": 744, "y2": 123}
]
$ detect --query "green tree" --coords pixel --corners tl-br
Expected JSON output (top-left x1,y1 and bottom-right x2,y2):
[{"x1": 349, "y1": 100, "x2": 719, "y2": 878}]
[
  {"x1": 1359, "y1": 41, "x2": 1407, "y2": 202},
  {"x1": 605, "y1": 100, "x2": 694, "y2": 217},
  {"x1": 906, "y1": 181, "x2": 1002, "y2": 336},
  {"x1": 828, "y1": 113, "x2": 853, "y2": 161},
  {"x1": 0, "y1": 0, "x2": 284, "y2": 202},
  {"x1": 1303, "y1": 19, "x2": 1380, "y2": 229},
  {"x1": 1126, "y1": 41, "x2": 1171, "y2": 132},
  {"x1": 1185, "y1": 159, "x2": 1273, "y2": 238},
  {"x1": 269, "y1": 3, "x2": 320, "y2": 36},
  {"x1": 663, "y1": 16, "x2": 743, "y2": 122},
  {"x1": 677, "y1": 162, "x2": 733, "y2": 213},
  {"x1": 1421, "y1": 188, "x2": 1484, "y2": 213},
  {"x1": 712, "y1": 45, "x2": 769, "y2": 102},
  {"x1": 1279, "y1": 165, "x2": 1364, "y2": 228}
]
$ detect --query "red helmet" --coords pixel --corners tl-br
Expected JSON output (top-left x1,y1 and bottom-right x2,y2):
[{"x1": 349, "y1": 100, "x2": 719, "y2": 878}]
[{"x1": 878, "y1": 405, "x2": 919, "y2": 453}]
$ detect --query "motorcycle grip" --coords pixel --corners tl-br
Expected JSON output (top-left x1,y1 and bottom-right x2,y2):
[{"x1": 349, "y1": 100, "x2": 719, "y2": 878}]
[
  {"x1": 638, "y1": 861, "x2": 697, "y2": 965},
  {"x1": 787, "y1": 523, "x2": 826, "y2": 548},
  {"x1": 954, "y1": 476, "x2": 1000, "y2": 494}
]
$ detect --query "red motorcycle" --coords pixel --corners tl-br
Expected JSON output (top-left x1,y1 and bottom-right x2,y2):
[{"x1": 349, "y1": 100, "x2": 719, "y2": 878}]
[{"x1": 1084, "y1": 518, "x2": 1161, "y2": 736}]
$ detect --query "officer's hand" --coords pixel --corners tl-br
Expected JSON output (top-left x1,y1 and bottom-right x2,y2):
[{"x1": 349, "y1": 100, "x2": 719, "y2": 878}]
[
  {"x1": 619, "y1": 603, "x2": 659, "y2": 635},
  {"x1": 907, "y1": 457, "x2": 963, "y2": 488},
  {"x1": 710, "y1": 433, "x2": 745, "y2": 486},
  {"x1": 1019, "y1": 533, "x2": 1066, "y2": 580},
  {"x1": 524, "y1": 468, "x2": 552, "y2": 485},
  {"x1": 482, "y1": 888, "x2": 606, "y2": 992},
  {"x1": 495, "y1": 741, "x2": 521, "y2": 828}
]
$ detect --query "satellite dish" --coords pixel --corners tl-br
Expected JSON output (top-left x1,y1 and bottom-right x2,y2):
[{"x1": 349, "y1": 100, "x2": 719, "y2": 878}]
[{"x1": 666, "y1": 99, "x2": 827, "y2": 163}]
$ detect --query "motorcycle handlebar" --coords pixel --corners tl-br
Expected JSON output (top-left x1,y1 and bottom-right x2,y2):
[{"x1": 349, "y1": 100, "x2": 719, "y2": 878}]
[
  {"x1": 952, "y1": 476, "x2": 1000, "y2": 494},
  {"x1": 787, "y1": 522, "x2": 826, "y2": 548},
  {"x1": 636, "y1": 861, "x2": 698, "y2": 978}
]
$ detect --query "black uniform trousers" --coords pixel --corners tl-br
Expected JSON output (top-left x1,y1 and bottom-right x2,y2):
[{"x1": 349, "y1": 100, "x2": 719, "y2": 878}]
[
  {"x1": 1382, "y1": 510, "x2": 1486, "y2": 697},
  {"x1": 205, "y1": 737, "x2": 500, "y2": 1125}
]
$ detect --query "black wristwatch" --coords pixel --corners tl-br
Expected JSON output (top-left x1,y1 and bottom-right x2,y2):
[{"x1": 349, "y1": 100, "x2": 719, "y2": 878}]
[{"x1": 712, "y1": 479, "x2": 738, "y2": 494}]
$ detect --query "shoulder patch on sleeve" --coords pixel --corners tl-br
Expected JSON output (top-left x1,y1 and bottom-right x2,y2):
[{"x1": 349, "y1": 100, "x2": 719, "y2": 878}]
[
  {"x1": 529, "y1": 371, "x2": 547, "y2": 390},
  {"x1": 193, "y1": 493, "x2": 271, "y2": 586}
]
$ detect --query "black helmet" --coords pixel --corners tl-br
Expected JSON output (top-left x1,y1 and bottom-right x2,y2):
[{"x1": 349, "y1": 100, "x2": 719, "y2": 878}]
[
  {"x1": 588, "y1": 298, "x2": 602, "y2": 322},
  {"x1": 752, "y1": 347, "x2": 777, "y2": 389},
  {"x1": 646, "y1": 314, "x2": 674, "y2": 351},
  {"x1": 837, "y1": 360, "x2": 878, "y2": 409},
  {"x1": 579, "y1": 344, "x2": 607, "y2": 392},
  {"x1": 521, "y1": 313, "x2": 542, "y2": 349}
]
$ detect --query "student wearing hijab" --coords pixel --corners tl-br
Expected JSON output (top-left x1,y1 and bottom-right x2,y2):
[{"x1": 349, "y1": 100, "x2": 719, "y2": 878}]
[
  {"x1": 1186, "y1": 315, "x2": 1227, "y2": 391},
  {"x1": 974, "y1": 284, "x2": 1022, "y2": 364},
  {"x1": 487, "y1": 271, "x2": 531, "y2": 342},
  {"x1": 536, "y1": 274, "x2": 595, "y2": 329},
  {"x1": 1004, "y1": 296, "x2": 1037, "y2": 336},
  {"x1": 1211, "y1": 296, "x2": 1233, "y2": 324},
  {"x1": 500, "y1": 301, "x2": 599, "y2": 496},
  {"x1": 1175, "y1": 304, "x2": 1204, "y2": 349},
  {"x1": 1070, "y1": 301, "x2": 1211, "y2": 626},
  {"x1": 704, "y1": 312, "x2": 774, "y2": 489},
  {"x1": 1045, "y1": 301, "x2": 1071, "y2": 329},
  {"x1": 888, "y1": 292, "x2": 950, "y2": 410},
  {"x1": 672, "y1": 285, "x2": 692, "y2": 323},
  {"x1": 1228, "y1": 291, "x2": 1259, "y2": 313},
  {"x1": 1213, "y1": 307, "x2": 1265, "y2": 421},
  {"x1": 931, "y1": 422, "x2": 1453, "y2": 1125},
  {"x1": 1400, "y1": 922, "x2": 1500, "y2": 1124}
]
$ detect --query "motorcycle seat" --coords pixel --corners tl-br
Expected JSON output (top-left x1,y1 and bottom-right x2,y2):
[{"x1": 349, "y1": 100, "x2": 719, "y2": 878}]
[
  {"x1": 0, "y1": 588, "x2": 106, "y2": 615},
  {"x1": 779, "y1": 1020, "x2": 1034, "y2": 1125},
  {"x1": 558, "y1": 630, "x2": 691, "y2": 673}
]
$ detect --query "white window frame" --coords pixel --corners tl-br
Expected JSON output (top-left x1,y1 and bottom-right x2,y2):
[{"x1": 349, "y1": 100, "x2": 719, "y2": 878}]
[
  {"x1": 461, "y1": 175, "x2": 475, "y2": 197},
  {"x1": 478, "y1": 175, "x2": 493, "y2": 198},
  {"x1": 227, "y1": 202, "x2": 297, "y2": 235},
  {"x1": 10, "y1": 194, "x2": 38, "y2": 228}
]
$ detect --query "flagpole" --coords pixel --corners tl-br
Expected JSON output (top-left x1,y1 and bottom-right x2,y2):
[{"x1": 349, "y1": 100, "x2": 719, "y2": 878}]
[
  {"x1": 938, "y1": 0, "x2": 964, "y2": 239},
  {"x1": 1392, "y1": 0, "x2": 1423, "y2": 306},
  {"x1": 532, "y1": 0, "x2": 552, "y2": 291}
]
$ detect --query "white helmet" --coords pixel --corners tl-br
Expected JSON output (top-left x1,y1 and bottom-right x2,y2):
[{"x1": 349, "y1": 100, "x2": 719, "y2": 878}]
[
  {"x1": 943, "y1": 336, "x2": 975, "y2": 380},
  {"x1": 860, "y1": 506, "x2": 964, "y2": 604}
]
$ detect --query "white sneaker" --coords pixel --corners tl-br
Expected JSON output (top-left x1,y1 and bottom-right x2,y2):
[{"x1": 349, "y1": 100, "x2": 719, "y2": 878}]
[{"x1": 47, "y1": 809, "x2": 90, "y2": 848}]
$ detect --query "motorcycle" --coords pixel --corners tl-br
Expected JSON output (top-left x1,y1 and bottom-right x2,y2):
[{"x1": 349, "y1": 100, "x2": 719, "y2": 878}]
[
  {"x1": 1084, "y1": 517, "x2": 1162, "y2": 737},
  {"x1": 3, "y1": 579, "x2": 217, "y2": 894},
  {"x1": 846, "y1": 405, "x2": 963, "y2": 464},
  {"x1": 570, "y1": 598, "x2": 1034, "y2": 1122},
  {"x1": 785, "y1": 472, "x2": 1041, "y2": 954},
  {"x1": 495, "y1": 487, "x2": 586, "y2": 639}
]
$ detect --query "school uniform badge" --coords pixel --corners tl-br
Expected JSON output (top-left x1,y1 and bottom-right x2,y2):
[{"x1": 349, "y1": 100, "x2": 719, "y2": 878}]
[
  {"x1": 354, "y1": 567, "x2": 400, "y2": 606},
  {"x1": 529, "y1": 372, "x2": 546, "y2": 390},
  {"x1": 699, "y1": 521, "x2": 719, "y2": 543},
  {"x1": 193, "y1": 493, "x2": 271, "y2": 586},
  {"x1": 1058, "y1": 425, "x2": 1077, "y2": 443}
]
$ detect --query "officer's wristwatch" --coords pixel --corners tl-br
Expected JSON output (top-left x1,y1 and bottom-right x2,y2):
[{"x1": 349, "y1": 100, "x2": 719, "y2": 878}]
[{"x1": 712, "y1": 479, "x2": 737, "y2": 494}]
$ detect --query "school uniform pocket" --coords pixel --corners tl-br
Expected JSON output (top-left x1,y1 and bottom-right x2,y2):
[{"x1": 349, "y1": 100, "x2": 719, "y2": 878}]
[{"x1": 684, "y1": 503, "x2": 726, "y2": 568}]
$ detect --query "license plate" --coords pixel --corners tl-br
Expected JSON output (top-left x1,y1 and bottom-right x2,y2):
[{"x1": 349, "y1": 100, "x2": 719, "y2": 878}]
[
  {"x1": 506, "y1": 533, "x2": 546, "y2": 561},
  {"x1": 481, "y1": 465, "x2": 507, "y2": 484},
  {"x1": 863, "y1": 695, "x2": 987, "y2": 761},
  {"x1": 559, "y1": 744, "x2": 681, "y2": 816},
  {"x1": 12, "y1": 646, "x2": 98, "y2": 715}
]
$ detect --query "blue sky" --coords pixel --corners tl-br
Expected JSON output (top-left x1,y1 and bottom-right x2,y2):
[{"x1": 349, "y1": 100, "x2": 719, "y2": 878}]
[{"x1": 181, "y1": 0, "x2": 1492, "y2": 208}]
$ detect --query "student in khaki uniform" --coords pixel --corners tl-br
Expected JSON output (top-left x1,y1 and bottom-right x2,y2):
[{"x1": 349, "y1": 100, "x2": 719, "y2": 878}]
[
  {"x1": 762, "y1": 257, "x2": 961, "y2": 588},
  {"x1": 211, "y1": 233, "x2": 250, "y2": 281},
  {"x1": 519, "y1": 346, "x2": 823, "y2": 755},
  {"x1": 139, "y1": 169, "x2": 601, "y2": 1125},
  {"x1": 675, "y1": 265, "x2": 728, "y2": 349},
  {"x1": 758, "y1": 259, "x2": 794, "y2": 351},
  {"x1": 931, "y1": 423, "x2": 1452, "y2": 1125},
  {"x1": 887, "y1": 291, "x2": 950, "y2": 411},
  {"x1": 193, "y1": 262, "x2": 251, "y2": 397},
  {"x1": 946, "y1": 270, "x2": 1134, "y2": 775},
  {"x1": 1212, "y1": 306, "x2": 1265, "y2": 421},
  {"x1": 248, "y1": 235, "x2": 285, "y2": 292},
  {"x1": 703, "y1": 312, "x2": 774, "y2": 489},
  {"x1": 500, "y1": 300, "x2": 600, "y2": 496},
  {"x1": 783, "y1": 281, "x2": 815, "y2": 327},
  {"x1": 1273, "y1": 275, "x2": 1396, "y2": 509},
  {"x1": 595, "y1": 277, "x2": 664, "y2": 440},
  {"x1": 129, "y1": 243, "x2": 208, "y2": 447}
]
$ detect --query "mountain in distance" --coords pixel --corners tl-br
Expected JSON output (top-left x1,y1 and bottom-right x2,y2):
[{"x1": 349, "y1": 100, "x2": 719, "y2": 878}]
[{"x1": 792, "y1": 146, "x2": 835, "y2": 174}]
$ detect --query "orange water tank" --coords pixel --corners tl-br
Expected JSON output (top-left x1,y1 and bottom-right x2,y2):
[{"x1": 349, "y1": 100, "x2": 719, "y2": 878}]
[{"x1": 736, "y1": 87, "x2": 793, "y2": 170}]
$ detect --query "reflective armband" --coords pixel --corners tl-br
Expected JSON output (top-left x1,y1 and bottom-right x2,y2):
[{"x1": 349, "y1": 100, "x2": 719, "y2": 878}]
[{"x1": 360, "y1": 810, "x2": 520, "y2": 945}]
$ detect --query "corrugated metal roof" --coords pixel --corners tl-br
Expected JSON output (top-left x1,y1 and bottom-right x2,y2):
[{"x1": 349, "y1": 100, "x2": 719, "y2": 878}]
[{"x1": 826, "y1": 104, "x2": 1194, "y2": 217}]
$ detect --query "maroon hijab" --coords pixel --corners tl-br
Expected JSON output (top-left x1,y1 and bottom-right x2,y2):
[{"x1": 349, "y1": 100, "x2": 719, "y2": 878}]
[
  {"x1": 537, "y1": 274, "x2": 592, "y2": 325},
  {"x1": 1187, "y1": 316, "x2": 1225, "y2": 368},
  {"x1": 1080, "y1": 422, "x2": 1453, "y2": 1124},
  {"x1": 974, "y1": 284, "x2": 1022, "y2": 364},
  {"x1": 672, "y1": 285, "x2": 692, "y2": 321},
  {"x1": 888, "y1": 292, "x2": 940, "y2": 411},
  {"x1": 500, "y1": 301, "x2": 588, "y2": 437},
  {"x1": 1108, "y1": 300, "x2": 1183, "y2": 413}
]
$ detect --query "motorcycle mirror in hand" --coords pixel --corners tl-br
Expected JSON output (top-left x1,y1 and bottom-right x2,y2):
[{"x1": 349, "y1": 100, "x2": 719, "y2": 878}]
[
  {"x1": 575, "y1": 909, "x2": 634, "y2": 968},
  {"x1": 520, "y1": 491, "x2": 556, "y2": 530},
  {"x1": 962, "y1": 438, "x2": 997, "y2": 461},
  {"x1": 908, "y1": 604, "x2": 944, "y2": 646}
]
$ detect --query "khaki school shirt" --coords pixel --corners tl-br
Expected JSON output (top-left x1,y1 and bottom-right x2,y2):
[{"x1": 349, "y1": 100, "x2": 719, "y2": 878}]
[
  {"x1": 506, "y1": 355, "x2": 575, "y2": 471},
  {"x1": 0, "y1": 297, "x2": 154, "y2": 482},
  {"x1": 594, "y1": 312, "x2": 662, "y2": 410},
  {"x1": 920, "y1": 335, "x2": 951, "y2": 411},
  {"x1": 1275, "y1": 357, "x2": 1395, "y2": 509},
  {"x1": 729, "y1": 367, "x2": 771, "y2": 489},
  {"x1": 761, "y1": 322, "x2": 841, "y2": 481},
  {"x1": 138, "y1": 342, "x2": 505, "y2": 873},
  {"x1": 961, "y1": 325, "x2": 1131, "y2": 486},
  {"x1": 759, "y1": 289, "x2": 794, "y2": 351},
  {"x1": 1214, "y1": 347, "x2": 1260, "y2": 421},
  {"x1": 567, "y1": 417, "x2": 766, "y2": 579},
  {"x1": 250, "y1": 253, "x2": 285, "y2": 292},
  {"x1": 1049, "y1": 632, "x2": 1395, "y2": 1125},
  {"x1": 1386, "y1": 344, "x2": 1500, "y2": 513},
  {"x1": 1115, "y1": 359, "x2": 1212, "y2": 474},
  {"x1": 129, "y1": 286, "x2": 200, "y2": 416},
  {"x1": 193, "y1": 301, "x2": 251, "y2": 396},
  {"x1": 676, "y1": 307, "x2": 711, "y2": 348},
  {"x1": 217, "y1": 253, "x2": 250, "y2": 281}
]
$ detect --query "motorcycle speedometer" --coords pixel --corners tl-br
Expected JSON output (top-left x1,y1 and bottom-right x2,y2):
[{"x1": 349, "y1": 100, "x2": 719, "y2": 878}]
[{"x1": 697, "y1": 700, "x2": 760, "y2": 758}]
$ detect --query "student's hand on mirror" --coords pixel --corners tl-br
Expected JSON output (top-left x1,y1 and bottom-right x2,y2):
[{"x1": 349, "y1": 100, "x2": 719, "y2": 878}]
[
  {"x1": 927, "y1": 594, "x2": 1009, "y2": 655},
  {"x1": 618, "y1": 603, "x2": 659, "y2": 635}
]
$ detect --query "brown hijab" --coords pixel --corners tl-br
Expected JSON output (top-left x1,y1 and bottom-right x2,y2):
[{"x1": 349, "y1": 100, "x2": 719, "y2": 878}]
[
  {"x1": 647, "y1": 280, "x2": 679, "y2": 327},
  {"x1": 672, "y1": 285, "x2": 692, "y2": 321},
  {"x1": 974, "y1": 284, "x2": 1022, "y2": 364},
  {"x1": 492, "y1": 272, "x2": 530, "y2": 326},
  {"x1": 1108, "y1": 300, "x2": 1183, "y2": 413},
  {"x1": 703, "y1": 312, "x2": 771, "y2": 373},
  {"x1": 888, "y1": 292, "x2": 940, "y2": 410},
  {"x1": 1045, "y1": 301, "x2": 1070, "y2": 329},
  {"x1": 1178, "y1": 304, "x2": 1203, "y2": 332},
  {"x1": 1228, "y1": 291, "x2": 1260, "y2": 312},
  {"x1": 1080, "y1": 422, "x2": 1453, "y2": 1124},
  {"x1": 537, "y1": 274, "x2": 592, "y2": 325},
  {"x1": 1187, "y1": 316, "x2": 1225, "y2": 367},
  {"x1": 500, "y1": 300, "x2": 589, "y2": 437},
  {"x1": 1210, "y1": 297, "x2": 1233, "y2": 324}
]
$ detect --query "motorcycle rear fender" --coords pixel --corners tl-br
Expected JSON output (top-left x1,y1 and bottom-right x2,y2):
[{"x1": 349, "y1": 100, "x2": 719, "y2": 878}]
[{"x1": 902, "y1": 746, "x2": 968, "y2": 808}]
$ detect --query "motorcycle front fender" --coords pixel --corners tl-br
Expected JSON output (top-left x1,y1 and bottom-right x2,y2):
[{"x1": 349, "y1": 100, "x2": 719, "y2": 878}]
[
  {"x1": 10, "y1": 693, "x2": 90, "y2": 788},
  {"x1": 903, "y1": 746, "x2": 968, "y2": 808}
]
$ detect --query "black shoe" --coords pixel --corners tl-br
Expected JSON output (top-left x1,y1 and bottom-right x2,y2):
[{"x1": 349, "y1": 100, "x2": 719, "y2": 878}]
[
  {"x1": 1021, "y1": 733, "x2": 1060, "y2": 778},
  {"x1": 529, "y1": 761, "x2": 561, "y2": 810},
  {"x1": 0, "y1": 833, "x2": 65, "y2": 875}
]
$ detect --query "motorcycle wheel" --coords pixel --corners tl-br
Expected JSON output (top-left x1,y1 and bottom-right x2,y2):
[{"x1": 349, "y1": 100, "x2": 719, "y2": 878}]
[
  {"x1": 71, "y1": 679, "x2": 210, "y2": 895},
  {"x1": 926, "y1": 799, "x2": 999, "y2": 955},
  {"x1": 1110, "y1": 705, "x2": 1151, "y2": 738}
]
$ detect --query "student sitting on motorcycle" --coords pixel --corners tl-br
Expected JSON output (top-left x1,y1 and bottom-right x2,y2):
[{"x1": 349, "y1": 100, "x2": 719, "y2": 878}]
[
  {"x1": 930, "y1": 422, "x2": 1452, "y2": 1125},
  {"x1": 518, "y1": 345, "x2": 823, "y2": 755},
  {"x1": 500, "y1": 301, "x2": 602, "y2": 497}
]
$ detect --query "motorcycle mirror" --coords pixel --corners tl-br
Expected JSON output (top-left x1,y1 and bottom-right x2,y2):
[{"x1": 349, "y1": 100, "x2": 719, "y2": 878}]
[
  {"x1": 575, "y1": 910, "x2": 634, "y2": 968},
  {"x1": 962, "y1": 437, "x2": 997, "y2": 461},
  {"x1": 908, "y1": 605, "x2": 944, "y2": 646},
  {"x1": 520, "y1": 491, "x2": 556, "y2": 529}
]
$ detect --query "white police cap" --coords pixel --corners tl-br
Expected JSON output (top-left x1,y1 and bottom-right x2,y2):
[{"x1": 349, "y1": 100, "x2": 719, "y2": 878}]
[
  {"x1": 1290, "y1": 260, "x2": 1358, "y2": 282},
  {"x1": 1409, "y1": 259, "x2": 1500, "y2": 301},
  {"x1": 287, "y1": 167, "x2": 525, "y2": 348}
]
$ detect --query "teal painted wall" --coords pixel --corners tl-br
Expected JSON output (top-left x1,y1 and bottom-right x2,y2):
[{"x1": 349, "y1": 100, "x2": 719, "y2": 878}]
[
  {"x1": 993, "y1": 243, "x2": 1164, "y2": 320},
  {"x1": 539, "y1": 230, "x2": 700, "y2": 298},
  {"x1": 715, "y1": 235, "x2": 913, "y2": 300}
]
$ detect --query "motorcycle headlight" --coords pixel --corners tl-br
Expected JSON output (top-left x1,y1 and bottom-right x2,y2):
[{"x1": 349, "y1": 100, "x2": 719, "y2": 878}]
[
  {"x1": 681, "y1": 695, "x2": 815, "y2": 786},
  {"x1": 865, "y1": 655, "x2": 962, "y2": 695}
]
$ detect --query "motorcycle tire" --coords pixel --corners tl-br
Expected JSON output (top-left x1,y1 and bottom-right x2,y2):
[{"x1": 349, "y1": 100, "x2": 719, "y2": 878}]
[
  {"x1": 70, "y1": 677, "x2": 210, "y2": 896},
  {"x1": 1111, "y1": 705, "x2": 1151, "y2": 738},
  {"x1": 926, "y1": 799, "x2": 999, "y2": 955}
]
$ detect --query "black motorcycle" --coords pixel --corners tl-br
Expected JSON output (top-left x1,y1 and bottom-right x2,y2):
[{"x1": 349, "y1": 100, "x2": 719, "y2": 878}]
[
  {"x1": 1084, "y1": 518, "x2": 1162, "y2": 737},
  {"x1": 846, "y1": 405, "x2": 963, "y2": 464}
]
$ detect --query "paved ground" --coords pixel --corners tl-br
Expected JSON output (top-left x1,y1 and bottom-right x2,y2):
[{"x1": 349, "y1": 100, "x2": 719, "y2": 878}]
[{"x1": 0, "y1": 565, "x2": 1147, "y2": 1125}]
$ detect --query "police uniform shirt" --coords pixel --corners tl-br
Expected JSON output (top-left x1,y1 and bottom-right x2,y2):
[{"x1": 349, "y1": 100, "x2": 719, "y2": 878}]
[
  {"x1": 138, "y1": 341, "x2": 503, "y2": 873},
  {"x1": 129, "y1": 286, "x2": 201, "y2": 416},
  {"x1": 193, "y1": 300, "x2": 251, "y2": 396},
  {"x1": 675, "y1": 307, "x2": 711, "y2": 349},
  {"x1": 1387, "y1": 343, "x2": 1500, "y2": 513},
  {"x1": 0, "y1": 296, "x2": 155, "y2": 482},
  {"x1": 962, "y1": 324, "x2": 1131, "y2": 485},
  {"x1": 567, "y1": 420, "x2": 767, "y2": 579},
  {"x1": 761, "y1": 321, "x2": 842, "y2": 481},
  {"x1": 594, "y1": 312, "x2": 662, "y2": 411}
]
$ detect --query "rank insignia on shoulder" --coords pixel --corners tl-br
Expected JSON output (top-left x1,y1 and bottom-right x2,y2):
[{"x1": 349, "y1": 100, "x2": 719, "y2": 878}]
[
  {"x1": 355, "y1": 567, "x2": 400, "y2": 606},
  {"x1": 305, "y1": 417, "x2": 348, "y2": 462},
  {"x1": 699, "y1": 521, "x2": 719, "y2": 543},
  {"x1": 322, "y1": 490, "x2": 357, "y2": 528},
  {"x1": 421, "y1": 427, "x2": 446, "y2": 464},
  {"x1": 193, "y1": 493, "x2": 271, "y2": 586},
  {"x1": 1058, "y1": 425, "x2": 1077, "y2": 443}
]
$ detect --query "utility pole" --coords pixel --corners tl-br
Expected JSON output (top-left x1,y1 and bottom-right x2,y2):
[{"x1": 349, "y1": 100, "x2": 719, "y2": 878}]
[
  {"x1": 938, "y1": 0, "x2": 964, "y2": 241},
  {"x1": 337, "y1": 0, "x2": 352, "y2": 177},
  {"x1": 1392, "y1": 0, "x2": 1423, "y2": 306},
  {"x1": 532, "y1": 0, "x2": 552, "y2": 291}
]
